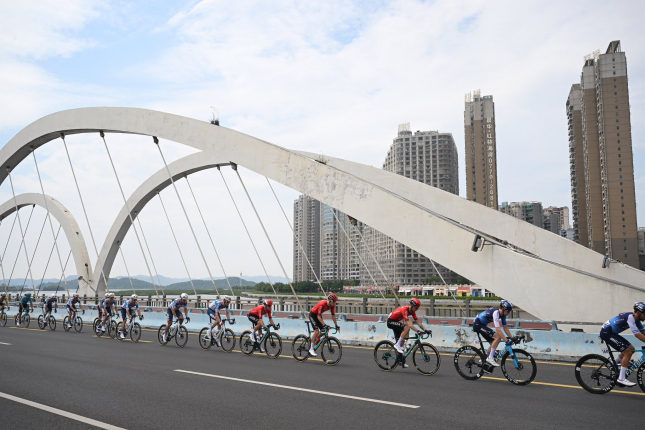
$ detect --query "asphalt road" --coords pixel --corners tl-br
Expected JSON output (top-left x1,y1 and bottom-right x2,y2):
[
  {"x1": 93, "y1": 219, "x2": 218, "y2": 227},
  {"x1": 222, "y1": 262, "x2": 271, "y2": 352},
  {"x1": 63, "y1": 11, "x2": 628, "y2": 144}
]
[{"x1": 0, "y1": 323, "x2": 641, "y2": 429}]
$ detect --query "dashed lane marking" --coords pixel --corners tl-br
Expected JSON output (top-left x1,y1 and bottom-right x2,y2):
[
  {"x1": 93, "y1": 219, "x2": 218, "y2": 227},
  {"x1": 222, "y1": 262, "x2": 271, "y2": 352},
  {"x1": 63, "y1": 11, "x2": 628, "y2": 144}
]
[
  {"x1": 0, "y1": 342, "x2": 11, "y2": 345},
  {"x1": 0, "y1": 391, "x2": 127, "y2": 429},
  {"x1": 175, "y1": 369, "x2": 419, "y2": 408},
  {"x1": 482, "y1": 376, "x2": 645, "y2": 396}
]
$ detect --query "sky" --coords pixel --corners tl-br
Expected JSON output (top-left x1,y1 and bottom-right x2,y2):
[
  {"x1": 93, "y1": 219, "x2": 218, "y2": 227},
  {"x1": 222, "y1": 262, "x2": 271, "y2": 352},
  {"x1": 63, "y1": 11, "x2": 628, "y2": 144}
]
[{"x1": 0, "y1": 0, "x2": 644, "y2": 284}]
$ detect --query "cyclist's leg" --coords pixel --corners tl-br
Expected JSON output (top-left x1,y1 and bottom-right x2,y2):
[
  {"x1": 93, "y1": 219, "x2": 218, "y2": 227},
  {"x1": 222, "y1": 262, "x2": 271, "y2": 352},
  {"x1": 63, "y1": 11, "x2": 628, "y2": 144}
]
[
  {"x1": 309, "y1": 311, "x2": 323, "y2": 346},
  {"x1": 119, "y1": 308, "x2": 127, "y2": 337},
  {"x1": 164, "y1": 309, "x2": 173, "y2": 335},
  {"x1": 386, "y1": 318, "x2": 404, "y2": 343},
  {"x1": 473, "y1": 321, "x2": 495, "y2": 359},
  {"x1": 67, "y1": 306, "x2": 74, "y2": 327},
  {"x1": 206, "y1": 308, "x2": 217, "y2": 336},
  {"x1": 255, "y1": 319, "x2": 266, "y2": 339},
  {"x1": 601, "y1": 330, "x2": 633, "y2": 380},
  {"x1": 247, "y1": 314, "x2": 259, "y2": 339}
]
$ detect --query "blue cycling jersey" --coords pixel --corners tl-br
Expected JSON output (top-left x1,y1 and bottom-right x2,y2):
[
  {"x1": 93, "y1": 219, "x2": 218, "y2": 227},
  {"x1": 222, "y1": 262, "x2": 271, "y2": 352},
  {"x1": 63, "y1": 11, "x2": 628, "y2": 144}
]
[
  {"x1": 67, "y1": 297, "x2": 80, "y2": 307},
  {"x1": 208, "y1": 299, "x2": 228, "y2": 312},
  {"x1": 169, "y1": 299, "x2": 187, "y2": 311},
  {"x1": 475, "y1": 308, "x2": 506, "y2": 327},
  {"x1": 602, "y1": 312, "x2": 645, "y2": 335},
  {"x1": 122, "y1": 299, "x2": 139, "y2": 311},
  {"x1": 44, "y1": 296, "x2": 57, "y2": 305},
  {"x1": 98, "y1": 298, "x2": 106, "y2": 308},
  {"x1": 20, "y1": 296, "x2": 33, "y2": 306}
]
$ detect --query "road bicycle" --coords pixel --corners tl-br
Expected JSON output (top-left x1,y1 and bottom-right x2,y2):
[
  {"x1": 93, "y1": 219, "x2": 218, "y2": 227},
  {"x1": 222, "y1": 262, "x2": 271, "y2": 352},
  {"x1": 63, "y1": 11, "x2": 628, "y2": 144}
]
[
  {"x1": 575, "y1": 340, "x2": 645, "y2": 394},
  {"x1": 454, "y1": 334, "x2": 536, "y2": 385},
  {"x1": 37, "y1": 306, "x2": 57, "y2": 331},
  {"x1": 117, "y1": 314, "x2": 143, "y2": 343},
  {"x1": 199, "y1": 317, "x2": 236, "y2": 352},
  {"x1": 291, "y1": 321, "x2": 342, "y2": 365},
  {"x1": 239, "y1": 323, "x2": 282, "y2": 358},
  {"x1": 1, "y1": 309, "x2": 8, "y2": 327},
  {"x1": 158, "y1": 317, "x2": 190, "y2": 347},
  {"x1": 94, "y1": 312, "x2": 119, "y2": 339},
  {"x1": 14, "y1": 308, "x2": 33, "y2": 328},
  {"x1": 63, "y1": 309, "x2": 85, "y2": 333},
  {"x1": 373, "y1": 331, "x2": 440, "y2": 375}
]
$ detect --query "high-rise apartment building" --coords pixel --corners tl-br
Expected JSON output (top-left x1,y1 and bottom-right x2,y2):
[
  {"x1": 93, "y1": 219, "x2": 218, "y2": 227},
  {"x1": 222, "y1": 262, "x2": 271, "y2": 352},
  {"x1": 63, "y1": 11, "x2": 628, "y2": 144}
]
[
  {"x1": 568, "y1": 41, "x2": 638, "y2": 267},
  {"x1": 361, "y1": 124, "x2": 460, "y2": 286},
  {"x1": 292, "y1": 195, "x2": 320, "y2": 282},
  {"x1": 465, "y1": 90, "x2": 498, "y2": 209},
  {"x1": 543, "y1": 206, "x2": 570, "y2": 234},
  {"x1": 499, "y1": 201, "x2": 544, "y2": 228},
  {"x1": 567, "y1": 84, "x2": 588, "y2": 245},
  {"x1": 319, "y1": 204, "x2": 362, "y2": 281}
]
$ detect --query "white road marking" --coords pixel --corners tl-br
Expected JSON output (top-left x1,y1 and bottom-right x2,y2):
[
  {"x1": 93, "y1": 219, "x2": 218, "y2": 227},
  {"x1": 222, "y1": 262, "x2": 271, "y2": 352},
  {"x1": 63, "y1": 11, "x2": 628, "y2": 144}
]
[
  {"x1": 0, "y1": 391, "x2": 126, "y2": 429},
  {"x1": 175, "y1": 369, "x2": 419, "y2": 409},
  {"x1": 0, "y1": 342, "x2": 11, "y2": 345}
]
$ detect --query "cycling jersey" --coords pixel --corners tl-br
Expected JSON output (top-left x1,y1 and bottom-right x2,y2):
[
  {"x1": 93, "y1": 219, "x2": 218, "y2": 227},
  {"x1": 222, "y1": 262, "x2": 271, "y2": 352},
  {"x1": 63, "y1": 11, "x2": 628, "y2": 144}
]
[
  {"x1": 249, "y1": 305, "x2": 272, "y2": 319},
  {"x1": 67, "y1": 297, "x2": 80, "y2": 308},
  {"x1": 44, "y1": 296, "x2": 57, "y2": 306},
  {"x1": 0, "y1": 297, "x2": 8, "y2": 306},
  {"x1": 208, "y1": 300, "x2": 228, "y2": 312},
  {"x1": 388, "y1": 306, "x2": 417, "y2": 322},
  {"x1": 602, "y1": 312, "x2": 645, "y2": 335},
  {"x1": 104, "y1": 298, "x2": 115, "y2": 309},
  {"x1": 98, "y1": 298, "x2": 106, "y2": 308},
  {"x1": 122, "y1": 299, "x2": 139, "y2": 311},
  {"x1": 168, "y1": 299, "x2": 187, "y2": 312},
  {"x1": 311, "y1": 300, "x2": 335, "y2": 316},
  {"x1": 475, "y1": 308, "x2": 506, "y2": 327},
  {"x1": 20, "y1": 296, "x2": 33, "y2": 306}
]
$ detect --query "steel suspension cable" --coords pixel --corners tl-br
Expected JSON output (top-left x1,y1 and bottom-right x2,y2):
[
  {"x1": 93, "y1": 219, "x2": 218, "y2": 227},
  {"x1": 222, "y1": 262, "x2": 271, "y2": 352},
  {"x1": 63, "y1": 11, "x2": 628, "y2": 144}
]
[
  {"x1": 6, "y1": 205, "x2": 35, "y2": 290},
  {"x1": 152, "y1": 137, "x2": 221, "y2": 298},
  {"x1": 156, "y1": 191, "x2": 197, "y2": 296},
  {"x1": 0, "y1": 219, "x2": 7, "y2": 294},
  {"x1": 36, "y1": 225, "x2": 62, "y2": 296},
  {"x1": 31, "y1": 149, "x2": 71, "y2": 295},
  {"x1": 60, "y1": 134, "x2": 110, "y2": 293},
  {"x1": 265, "y1": 178, "x2": 325, "y2": 297},
  {"x1": 7, "y1": 171, "x2": 37, "y2": 296},
  {"x1": 1, "y1": 210, "x2": 18, "y2": 261},
  {"x1": 54, "y1": 250, "x2": 72, "y2": 296},
  {"x1": 19, "y1": 213, "x2": 49, "y2": 296},
  {"x1": 99, "y1": 131, "x2": 160, "y2": 300},
  {"x1": 117, "y1": 242, "x2": 136, "y2": 295},
  {"x1": 235, "y1": 168, "x2": 305, "y2": 314},
  {"x1": 429, "y1": 258, "x2": 464, "y2": 316},
  {"x1": 184, "y1": 175, "x2": 234, "y2": 297},
  {"x1": 217, "y1": 166, "x2": 278, "y2": 297},
  {"x1": 133, "y1": 212, "x2": 166, "y2": 296}
]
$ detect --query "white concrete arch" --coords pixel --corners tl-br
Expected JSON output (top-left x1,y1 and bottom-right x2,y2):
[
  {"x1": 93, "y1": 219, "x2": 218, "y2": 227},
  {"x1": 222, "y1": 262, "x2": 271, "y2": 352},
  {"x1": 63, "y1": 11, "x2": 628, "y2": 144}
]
[
  {"x1": 0, "y1": 193, "x2": 92, "y2": 291},
  {"x1": 1, "y1": 107, "x2": 644, "y2": 322}
]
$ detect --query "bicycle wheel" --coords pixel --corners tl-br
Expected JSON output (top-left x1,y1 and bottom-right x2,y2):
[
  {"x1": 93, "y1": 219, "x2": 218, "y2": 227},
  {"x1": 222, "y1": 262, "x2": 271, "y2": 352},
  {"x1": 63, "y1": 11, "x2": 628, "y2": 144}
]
[
  {"x1": 501, "y1": 349, "x2": 537, "y2": 385},
  {"x1": 175, "y1": 326, "x2": 188, "y2": 348},
  {"x1": 24, "y1": 314, "x2": 30, "y2": 328},
  {"x1": 220, "y1": 329, "x2": 236, "y2": 353},
  {"x1": 636, "y1": 362, "x2": 645, "y2": 394},
  {"x1": 0, "y1": 312, "x2": 6, "y2": 327},
  {"x1": 158, "y1": 325, "x2": 169, "y2": 346},
  {"x1": 198, "y1": 328, "x2": 213, "y2": 350},
  {"x1": 265, "y1": 333, "x2": 282, "y2": 358},
  {"x1": 108, "y1": 321, "x2": 117, "y2": 338},
  {"x1": 454, "y1": 346, "x2": 485, "y2": 380},
  {"x1": 74, "y1": 316, "x2": 83, "y2": 332},
  {"x1": 130, "y1": 323, "x2": 141, "y2": 343},
  {"x1": 239, "y1": 331, "x2": 254, "y2": 355},
  {"x1": 373, "y1": 340, "x2": 399, "y2": 371},
  {"x1": 38, "y1": 315, "x2": 46, "y2": 330},
  {"x1": 291, "y1": 335, "x2": 311, "y2": 362},
  {"x1": 575, "y1": 354, "x2": 616, "y2": 394},
  {"x1": 48, "y1": 316, "x2": 56, "y2": 331},
  {"x1": 63, "y1": 316, "x2": 71, "y2": 332},
  {"x1": 93, "y1": 319, "x2": 102, "y2": 336},
  {"x1": 116, "y1": 322, "x2": 125, "y2": 341},
  {"x1": 320, "y1": 337, "x2": 342, "y2": 366},
  {"x1": 412, "y1": 343, "x2": 441, "y2": 376},
  {"x1": 14, "y1": 314, "x2": 19, "y2": 327}
]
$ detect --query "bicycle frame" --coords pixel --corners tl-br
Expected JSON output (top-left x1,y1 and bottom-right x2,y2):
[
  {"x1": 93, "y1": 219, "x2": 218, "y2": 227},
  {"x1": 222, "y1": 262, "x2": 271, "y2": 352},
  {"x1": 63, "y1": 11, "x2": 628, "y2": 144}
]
[
  {"x1": 254, "y1": 323, "x2": 279, "y2": 345},
  {"x1": 602, "y1": 342, "x2": 645, "y2": 379},
  {"x1": 303, "y1": 321, "x2": 339, "y2": 352},
  {"x1": 474, "y1": 332, "x2": 526, "y2": 369},
  {"x1": 398, "y1": 332, "x2": 431, "y2": 360}
]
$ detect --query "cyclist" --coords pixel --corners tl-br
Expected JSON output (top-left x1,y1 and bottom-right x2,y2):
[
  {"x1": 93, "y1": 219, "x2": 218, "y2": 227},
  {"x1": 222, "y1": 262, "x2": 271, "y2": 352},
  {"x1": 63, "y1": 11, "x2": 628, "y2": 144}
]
[
  {"x1": 204, "y1": 295, "x2": 232, "y2": 346},
  {"x1": 43, "y1": 294, "x2": 58, "y2": 321},
  {"x1": 248, "y1": 299, "x2": 276, "y2": 349},
  {"x1": 119, "y1": 294, "x2": 143, "y2": 340},
  {"x1": 387, "y1": 298, "x2": 431, "y2": 357},
  {"x1": 308, "y1": 293, "x2": 340, "y2": 357},
  {"x1": 163, "y1": 293, "x2": 190, "y2": 343},
  {"x1": 100, "y1": 293, "x2": 116, "y2": 332},
  {"x1": 97, "y1": 293, "x2": 107, "y2": 325},
  {"x1": 18, "y1": 293, "x2": 34, "y2": 325},
  {"x1": 66, "y1": 293, "x2": 82, "y2": 329},
  {"x1": 599, "y1": 302, "x2": 645, "y2": 387},
  {"x1": 0, "y1": 292, "x2": 9, "y2": 313},
  {"x1": 473, "y1": 300, "x2": 514, "y2": 367}
]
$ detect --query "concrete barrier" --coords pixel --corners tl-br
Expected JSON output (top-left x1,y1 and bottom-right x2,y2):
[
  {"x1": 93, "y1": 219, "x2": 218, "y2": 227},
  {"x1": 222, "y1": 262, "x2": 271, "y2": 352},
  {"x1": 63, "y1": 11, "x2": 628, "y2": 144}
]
[{"x1": 5, "y1": 307, "x2": 626, "y2": 362}]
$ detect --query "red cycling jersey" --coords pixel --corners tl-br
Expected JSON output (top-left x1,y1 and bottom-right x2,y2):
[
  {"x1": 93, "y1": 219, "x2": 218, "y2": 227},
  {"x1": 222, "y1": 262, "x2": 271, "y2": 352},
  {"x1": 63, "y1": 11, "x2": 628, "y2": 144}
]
[
  {"x1": 311, "y1": 299, "x2": 335, "y2": 316},
  {"x1": 388, "y1": 306, "x2": 417, "y2": 322},
  {"x1": 249, "y1": 305, "x2": 272, "y2": 319}
]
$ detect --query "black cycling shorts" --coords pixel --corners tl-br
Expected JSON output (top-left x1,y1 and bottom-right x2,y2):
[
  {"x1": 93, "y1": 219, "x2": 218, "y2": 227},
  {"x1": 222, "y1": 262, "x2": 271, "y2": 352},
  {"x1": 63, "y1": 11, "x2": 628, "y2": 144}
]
[
  {"x1": 248, "y1": 314, "x2": 260, "y2": 325},
  {"x1": 387, "y1": 318, "x2": 405, "y2": 341},
  {"x1": 600, "y1": 328, "x2": 630, "y2": 352},
  {"x1": 473, "y1": 320, "x2": 495, "y2": 343},
  {"x1": 308, "y1": 311, "x2": 325, "y2": 331}
]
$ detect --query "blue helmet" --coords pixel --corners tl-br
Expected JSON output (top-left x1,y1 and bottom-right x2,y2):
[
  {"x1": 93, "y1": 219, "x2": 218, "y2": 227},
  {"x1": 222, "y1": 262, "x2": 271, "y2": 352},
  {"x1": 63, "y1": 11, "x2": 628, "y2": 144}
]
[
  {"x1": 25, "y1": 293, "x2": 32, "y2": 297},
  {"x1": 500, "y1": 300, "x2": 513, "y2": 312},
  {"x1": 634, "y1": 302, "x2": 645, "y2": 313}
]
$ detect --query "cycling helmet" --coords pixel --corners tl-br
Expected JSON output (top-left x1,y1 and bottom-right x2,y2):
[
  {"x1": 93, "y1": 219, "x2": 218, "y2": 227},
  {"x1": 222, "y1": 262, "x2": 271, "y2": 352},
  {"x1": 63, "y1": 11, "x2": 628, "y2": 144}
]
[
  {"x1": 634, "y1": 302, "x2": 645, "y2": 313},
  {"x1": 26, "y1": 293, "x2": 32, "y2": 297},
  {"x1": 1, "y1": 292, "x2": 6, "y2": 296},
  {"x1": 328, "y1": 293, "x2": 338, "y2": 302},
  {"x1": 180, "y1": 293, "x2": 188, "y2": 300},
  {"x1": 500, "y1": 300, "x2": 513, "y2": 312},
  {"x1": 73, "y1": 293, "x2": 79, "y2": 298},
  {"x1": 222, "y1": 295, "x2": 231, "y2": 302},
  {"x1": 52, "y1": 293, "x2": 57, "y2": 298},
  {"x1": 264, "y1": 299, "x2": 273, "y2": 307},
  {"x1": 410, "y1": 297, "x2": 421, "y2": 307}
]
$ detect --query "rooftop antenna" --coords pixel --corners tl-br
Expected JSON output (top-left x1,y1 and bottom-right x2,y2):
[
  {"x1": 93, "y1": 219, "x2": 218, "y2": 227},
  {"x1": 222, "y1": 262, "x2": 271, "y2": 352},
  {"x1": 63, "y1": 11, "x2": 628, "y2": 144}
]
[{"x1": 210, "y1": 107, "x2": 219, "y2": 126}]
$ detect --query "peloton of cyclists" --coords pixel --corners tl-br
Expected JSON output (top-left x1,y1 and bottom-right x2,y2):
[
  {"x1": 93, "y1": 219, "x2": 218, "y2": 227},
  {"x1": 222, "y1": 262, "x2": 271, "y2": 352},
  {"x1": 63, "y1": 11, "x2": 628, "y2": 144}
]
[
  {"x1": 387, "y1": 298, "x2": 431, "y2": 361},
  {"x1": 0, "y1": 292, "x2": 9, "y2": 313},
  {"x1": 248, "y1": 299, "x2": 276, "y2": 352},
  {"x1": 163, "y1": 293, "x2": 190, "y2": 343},
  {"x1": 204, "y1": 295, "x2": 232, "y2": 346},
  {"x1": 119, "y1": 294, "x2": 143, "y2": 339},
  {"x1": 308, "y1": 293, "x2": 340, "y2": 357},
  {"x1": 66, "y1": 293, "x2": 82, "y2": 329},
  {"x1": 18, "y1": 293, "x2": 34, "y2": 325},
  {"x1": 600, "y1": 302, "x2": 645, "y2": 387},
  {"x1": 473, "y1": 300, "x2": 514, "y2": 367},
  {"x1": 43, "y1": 294, "x2": 58, "y2": 320}
]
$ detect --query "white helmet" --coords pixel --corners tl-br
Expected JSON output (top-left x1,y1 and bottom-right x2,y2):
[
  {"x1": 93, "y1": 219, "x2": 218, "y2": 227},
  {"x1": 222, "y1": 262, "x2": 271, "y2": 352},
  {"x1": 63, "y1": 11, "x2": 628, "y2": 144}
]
[
  {"x1": 222, "y1": 295, "x2": 231, "y2": 302},
  {"x1": 73, "y1": 293, "x2": 80, "y2": 298},
  {"x1": 131, "y1": 294, "x2": 138, "y2": 300},
  {"x1": 52, "y1": 293, "x2": 58, "y2": 298},
  {"x1": 180, "y1": 293, "x2": 188, "y2": 300},
  {"x1": 1, "y1": 292, "x2": 6, "y2": 297}
]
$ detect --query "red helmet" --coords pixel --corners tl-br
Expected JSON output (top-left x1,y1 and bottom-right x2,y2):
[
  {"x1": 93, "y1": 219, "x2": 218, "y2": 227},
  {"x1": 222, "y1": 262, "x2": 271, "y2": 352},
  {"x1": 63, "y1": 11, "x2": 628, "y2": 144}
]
[
  {"x1": 264, "y1": 299, "x2": 273, "y2": 307},
  {"x1": 410, "y1": 298, "x2": 421, "y2": 307},
  {"x1": 328, "y1": 293, "x2": 338, "y2": 302}
]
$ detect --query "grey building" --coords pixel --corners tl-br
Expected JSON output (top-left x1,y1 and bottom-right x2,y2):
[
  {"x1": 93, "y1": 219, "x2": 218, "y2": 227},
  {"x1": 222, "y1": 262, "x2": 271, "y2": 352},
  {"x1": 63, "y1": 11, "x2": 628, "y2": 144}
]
[
  {"x1": 360, "y1": 124, "x2": 460, "y2": 286},
  {"x1": 292, "y1": 195, "x2": 320, "y2": 282},
  {"x1": 319, "y1": 204, "x2": 362, "y2": 281},
  {"x1": 499, "y1": 201, "x2": 544, "y2": 228},
  {"x1": 543, "y1": 206, "x2": 570, "y2": 234}
]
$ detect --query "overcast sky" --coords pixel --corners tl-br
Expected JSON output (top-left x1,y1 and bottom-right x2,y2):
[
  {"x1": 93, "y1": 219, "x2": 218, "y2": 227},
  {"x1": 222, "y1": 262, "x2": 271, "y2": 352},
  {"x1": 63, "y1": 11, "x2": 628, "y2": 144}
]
[{"x1": 1, "y1": 0, "x2": 644, "y2": 284}]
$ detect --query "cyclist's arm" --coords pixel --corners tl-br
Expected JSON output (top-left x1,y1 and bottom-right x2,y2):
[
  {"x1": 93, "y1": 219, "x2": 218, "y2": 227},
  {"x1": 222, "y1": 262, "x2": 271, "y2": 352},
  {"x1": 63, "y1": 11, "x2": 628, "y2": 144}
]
[
  {"x1": 316, "y1": 313, "x2": 325, "y2": 327},
  {"x1": 501, "y1": 325, "x2": 512, "y2": 341},
  {"x1": 405, "y1": 317, "x2": 418, "y2": 332},
  {"x1": 331, "y1": 313, "x2": 338, "y2": 327},
  {"x1": 635, "y1": 332, "x2": 645, "y2": 343},
  {"x1": 225, "y1": 309, "x2": 231, "y2": 321},
  {"x1": 268, "y1": 317, "x2": 275, "y2": 326},
  {"x1": 414, "y1": 319, "x2": 427, "y2": 333}
]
